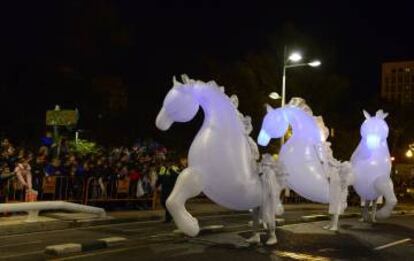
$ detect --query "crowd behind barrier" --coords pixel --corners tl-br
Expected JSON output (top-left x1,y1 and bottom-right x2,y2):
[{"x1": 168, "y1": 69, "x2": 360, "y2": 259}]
[
  {"x1": 0, "y1": 135, "x2": 413, "y2": 212},
  {"x1": 0, "y1": 135, "x2": 184, "y2": 211}
]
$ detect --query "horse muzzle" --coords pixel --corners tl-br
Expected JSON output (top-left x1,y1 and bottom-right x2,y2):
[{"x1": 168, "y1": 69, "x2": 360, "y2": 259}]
[
  {"x1": 156, "y1": 108, "x2": 174, "y2": 131},
  {"x1": 257, "y1": 129, "x2": 271, "y2": 146}
]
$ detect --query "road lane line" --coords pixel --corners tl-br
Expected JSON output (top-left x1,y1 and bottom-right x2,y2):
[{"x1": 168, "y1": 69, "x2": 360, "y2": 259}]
[
  {"x1": 122, "y1": 227, "x2": 153, "y2": 232},
  {"x1": 374, "y1": 238, "x2": 411, "y2": 250},
  {"x1": 0, "y1": 213, "x2": 246, "y2": 240},
  {"x1": 0, "y1": 240, "x2": 42, "y2": 248},
  {"x1": 0, "y1": 220, "x2": 162, "y2": 240},
  {"x1": 47, "y1": 245, "x2": 144, "y2": 261},
  {"x1": 0, "y1": 250, "x2": 44, "y2": 259}
]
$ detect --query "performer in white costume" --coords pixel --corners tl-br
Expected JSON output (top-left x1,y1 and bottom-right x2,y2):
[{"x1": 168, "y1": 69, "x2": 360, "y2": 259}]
[
  {"x1": 246, "y1": 154, "x2": 286, "y2": 245},
  {"x1": 318, "y1": 141, "x2": 353, "y2": 230}
]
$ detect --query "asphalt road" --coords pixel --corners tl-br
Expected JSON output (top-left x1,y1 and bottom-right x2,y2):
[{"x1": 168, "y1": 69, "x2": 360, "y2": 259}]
[{"x1": 0, "y1": 208, "x2": 413, "y2": 260}]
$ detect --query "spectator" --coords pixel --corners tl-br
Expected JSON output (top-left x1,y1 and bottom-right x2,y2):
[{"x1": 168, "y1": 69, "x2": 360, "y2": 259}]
[
  {"x1": 31, "y1": 154, "x2": 47, "y2": 192},
  {"x1": 14, "y1": 152, "x2": 33, "y2": 192},
  {"x1": 0, "y1": 162, "x2": 14, "y2": 202},
  {"x1": 50, "y1": 137, "x2": 69, "y2": 159},
  {"x1": 156, "y1": 159, "x2": 180, "y2": 223},
  {"x1": 45, "y1": 158, "x2": 62, "y2": 176}
]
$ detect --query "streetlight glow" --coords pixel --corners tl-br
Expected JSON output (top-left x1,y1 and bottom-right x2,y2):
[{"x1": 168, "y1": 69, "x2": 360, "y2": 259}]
[
  {"x1": 308, "y1": 60, "x2": 321, "y2": 67},
  {"x1": 288, "y1": 52, "x2": 302, "y2": 62},
  {"x1": 278, "y1": 46, "x2": 321, "y2": 147},
  {"x1": 405, "y1": 149, "x2": 413, "y2": 158},
  {"x1": 269, "y1": 92, "x2": 281, "y2": 100}
]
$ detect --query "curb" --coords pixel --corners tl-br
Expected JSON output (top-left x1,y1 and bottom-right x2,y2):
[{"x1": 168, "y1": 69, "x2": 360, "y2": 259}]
[
  {"x1": 392, "y1": 210, "x2": 414, "y2": 215},
  {"x1": 45, "y1": 237, "x2": 127, "y2": 256}
]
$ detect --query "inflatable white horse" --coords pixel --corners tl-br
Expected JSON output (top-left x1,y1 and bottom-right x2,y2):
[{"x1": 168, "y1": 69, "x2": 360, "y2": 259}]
[
  {"x1": 351, "y1": 110, "x2": 397, "y2": 222},
  {"x1": 257, "y1": 98, "x2": 353, "y2": 230},
  {"x1": 156, "y1": 75, "x2": 284, "y2": 244}
]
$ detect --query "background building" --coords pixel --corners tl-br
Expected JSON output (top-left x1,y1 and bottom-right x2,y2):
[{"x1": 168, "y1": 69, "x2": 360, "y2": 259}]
[{"x1": 381, "y1": 61, "x2": 414, "y2": 104}]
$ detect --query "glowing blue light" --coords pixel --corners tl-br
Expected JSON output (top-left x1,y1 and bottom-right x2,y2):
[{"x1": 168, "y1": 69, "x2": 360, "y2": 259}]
[
  {"x1": 258, "y1": 130, "x2": 271, "y2": 146},
  {"x1": 366, "y1": 134, "x2": 380, "y2": 150}
]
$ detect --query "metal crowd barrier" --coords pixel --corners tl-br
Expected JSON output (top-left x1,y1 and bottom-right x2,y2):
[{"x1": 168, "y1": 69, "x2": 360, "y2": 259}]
[
  {"x1": 1, "y1": 176, "x2": 158, "y2": 210},
  {"x1": 1, "y1": 176, "x2": 412, "y2": 208}
]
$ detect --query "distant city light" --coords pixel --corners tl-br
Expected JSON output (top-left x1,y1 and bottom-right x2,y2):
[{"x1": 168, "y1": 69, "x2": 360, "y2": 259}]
[
  {"x1": 405, "y1": 149, "x2": 413, "y2": 158},
  {"x1": 288, "y1": 52, "x2": 302, "y2": 62},
  {"x1": 391, "y1": 156, "x2": 395, "y2": 161}
]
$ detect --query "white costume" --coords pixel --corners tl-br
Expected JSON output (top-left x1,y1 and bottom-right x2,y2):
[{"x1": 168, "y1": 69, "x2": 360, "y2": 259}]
[
  {"x1": 319, "y1": 142, "x2": 352, "y2": 215},
  {"x1": 247, "y1": 154, "x2": 286, "y2": 245}
]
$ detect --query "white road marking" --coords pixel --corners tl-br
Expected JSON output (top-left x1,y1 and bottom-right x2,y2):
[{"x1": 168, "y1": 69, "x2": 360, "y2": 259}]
[
  {"x1": 0, "y1": 213, "x2": 246, "y2": 240},
  {"x1": 0, "y1": 240, "x2": 42, "y2": 248},
  {"x1": 374, "y1": 238, "x2": 411, "y2": 250},
  {"x1": 47, "y1": 245, "x2": 146, "y2": 261},
  {"x1": 0, "y1": 219, "x2": 161, "y2": 239},
  {"x1": 0, "y1": 250, "x2": 44, "y2": 259},
  {"x1": 122, "y1": 227, "x2": 152, "y2": 232}
]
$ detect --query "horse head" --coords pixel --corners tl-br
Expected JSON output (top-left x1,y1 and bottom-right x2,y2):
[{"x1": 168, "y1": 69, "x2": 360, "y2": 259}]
[
  {"x1": 257, "y1": 105, "x2": 289, "y2": 146},
  {"x1": 360, "y1": 109, "x2": 389, "y2": 150},
  {"x1": 156, "y1": 75, "x2": 200, "y2": 131}
]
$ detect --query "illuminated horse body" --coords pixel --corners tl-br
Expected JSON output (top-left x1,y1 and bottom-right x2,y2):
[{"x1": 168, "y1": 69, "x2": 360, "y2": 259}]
[
  {"x1": 258, "y1": 98, "x2": 352, "y2": 230},
  {"x1": 351, "y1": 110, "x2": 397, "y2": 221},
  {"x1": 156, "y1": 75, "x2": 283, "y2": 244},
  {"x1": 258, "y1": 100, "x2": 330, "y2": 203}
]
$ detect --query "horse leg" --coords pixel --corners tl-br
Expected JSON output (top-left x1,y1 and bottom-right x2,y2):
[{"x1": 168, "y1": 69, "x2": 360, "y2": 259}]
[
  {"x1": 375, "y1": 176, "x2": 397, "y2": 219},
  {"x1": 246, "y1": 207, "x2": 261, "y2": 244},
  {"x1": 360, "y1": 200, "x2": 370, "y2": 222},
  {"x1": 265, "y1": 219, "x2": 277, "y2": 245},
  {"x1": 329, "y1": 214, "x2": 340, "y2": 231},
  {"x1": 371, "y1": 200, "x2": 377, "y2": 223},
  {"x1": 166, "y1": 168, "x2": 203, "y2": 237}
]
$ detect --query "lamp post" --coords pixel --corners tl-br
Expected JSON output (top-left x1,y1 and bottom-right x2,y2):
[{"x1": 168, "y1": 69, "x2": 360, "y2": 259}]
[{"x1": 278, "y1": 46, "x2": 321, "y2": 144}]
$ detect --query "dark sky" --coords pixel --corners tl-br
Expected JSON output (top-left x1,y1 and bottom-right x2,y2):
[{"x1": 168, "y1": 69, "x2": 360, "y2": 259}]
[{"x1": 0, "y1": 1, "x2": 413, "y2": 144}]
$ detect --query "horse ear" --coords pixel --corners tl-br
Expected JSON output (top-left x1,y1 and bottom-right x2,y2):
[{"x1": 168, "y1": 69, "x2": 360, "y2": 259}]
[
  {"x1": 181, "y1": 74, "x2": 190, "y2": 84},
  {"x1": 265, "y1": 104, "x2": 273, "y2": 113},
  {"x1": 376, "y1": 109, "x2": 389, "y2": 119},
  {"x1": 363, "y1": 110, "x2": 370, "y2": 119},
  {"x1": 172, "y1": 76, "x2": 180, "y2": 87}
]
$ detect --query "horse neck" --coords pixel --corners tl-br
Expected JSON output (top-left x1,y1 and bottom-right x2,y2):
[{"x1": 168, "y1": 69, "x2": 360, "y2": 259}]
[
  {"x1": 357, "y1": 138, "x2": 390, "y2": 156},
  {"x1": 284, "y1": 107, "x2": 320, "y2": 142},
  {"x1": 193, "y1": 85, "x2": 244, "y2": 135}
]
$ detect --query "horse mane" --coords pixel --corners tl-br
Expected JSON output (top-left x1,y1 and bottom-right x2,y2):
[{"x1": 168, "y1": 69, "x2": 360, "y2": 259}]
[
  {"x1": 286, "y1": 97, "x2": 329, "y2": 141},
  {"x1": 176, "y1": 74, "x2": 252, "y2": 135},
  {"x1": 286, "y1": 97, "x2": 313, "y2": 116}
]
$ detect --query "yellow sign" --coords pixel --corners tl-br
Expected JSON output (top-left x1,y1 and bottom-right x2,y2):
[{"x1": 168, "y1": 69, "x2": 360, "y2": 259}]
[{"x1": 46, "y1": 110, "x2": 78, "y2": 126}]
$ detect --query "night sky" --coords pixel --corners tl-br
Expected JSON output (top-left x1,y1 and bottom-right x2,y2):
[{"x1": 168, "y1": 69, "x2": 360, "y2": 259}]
[{"x1": 0, "y1": 1, "x2": 413, "y2": 147}]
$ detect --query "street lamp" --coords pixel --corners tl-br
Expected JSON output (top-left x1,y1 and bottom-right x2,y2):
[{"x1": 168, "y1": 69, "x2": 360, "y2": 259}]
[
  {"x1": 281, "y1": 48, "x2": 321, "y2": 107},
  {"x1": 280, "y1": 47, "x2": 321, "y2": 144},
  {"x1": 406, "y1": 149, "x2": 413, "y2": 158},
  {"x1": 269, "y1": 92, "x2": 281, "y2": 100}
]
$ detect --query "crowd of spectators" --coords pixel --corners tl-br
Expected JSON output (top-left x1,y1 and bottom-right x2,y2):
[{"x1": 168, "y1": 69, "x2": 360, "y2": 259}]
[
  {"x1": 0, "y1": 133, "x2": 185, "y2": 207},
  {"x1": 0, "y1": 133, "x2": 413, "y2": 209}
]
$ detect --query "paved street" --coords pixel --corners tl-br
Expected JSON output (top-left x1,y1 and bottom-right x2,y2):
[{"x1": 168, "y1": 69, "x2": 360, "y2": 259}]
[{"x1": 0, "y1": 203, "x2": 413, "y2": 260}]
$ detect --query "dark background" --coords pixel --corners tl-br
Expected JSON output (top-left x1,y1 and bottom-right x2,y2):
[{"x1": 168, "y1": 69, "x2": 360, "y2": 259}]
[{"x1": 0, "y1": 1, "x2": 413, "y2": 159}]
